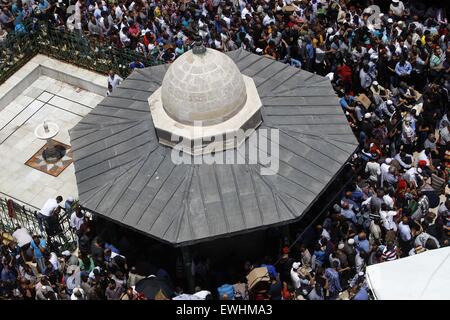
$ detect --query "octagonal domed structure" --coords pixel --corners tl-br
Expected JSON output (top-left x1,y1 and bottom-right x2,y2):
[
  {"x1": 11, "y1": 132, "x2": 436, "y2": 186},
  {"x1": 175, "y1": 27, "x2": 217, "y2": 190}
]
[
  {"x1": 70, "y1": 49, "x2": 359, "y2": 247},
  {"x1": 161, "y1": 48, "x2": 247, "y2": 126}
]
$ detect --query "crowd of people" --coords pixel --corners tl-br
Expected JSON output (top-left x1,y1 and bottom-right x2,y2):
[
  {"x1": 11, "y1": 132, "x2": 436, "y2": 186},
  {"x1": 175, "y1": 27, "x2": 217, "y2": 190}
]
[
  {"x1": 1, "y1": 0, "x2": 450, "y2": 300},
  {"x1": 0, "y1": 196, "x2": 142, "y2": 300},
  {"x1": 0, "y1": 0, "x2": 447, "y2": 68}
]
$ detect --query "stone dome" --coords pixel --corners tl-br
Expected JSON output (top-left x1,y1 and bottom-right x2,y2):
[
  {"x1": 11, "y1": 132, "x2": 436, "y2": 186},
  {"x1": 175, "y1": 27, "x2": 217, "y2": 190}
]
[{"x1": 160, "y1": 48, "x2": 247, "y2": 126}]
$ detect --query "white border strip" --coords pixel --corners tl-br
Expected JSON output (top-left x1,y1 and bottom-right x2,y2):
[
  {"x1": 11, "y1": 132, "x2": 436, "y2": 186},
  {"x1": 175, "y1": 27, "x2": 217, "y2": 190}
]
[{"x1": 0, "y1": 54, "x2": 107, "y2": 111}]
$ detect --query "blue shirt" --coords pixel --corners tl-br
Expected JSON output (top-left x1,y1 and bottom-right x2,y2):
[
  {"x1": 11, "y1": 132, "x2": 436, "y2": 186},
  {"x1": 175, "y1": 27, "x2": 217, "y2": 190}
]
[
  {"x1": 30, "y1": 239, "x2": 47, "y2": 259},
  {"x1": 129, "y1": 61, "x2": 145, "y2": 70},
  {"x1": 313, "y1": 250, "x2": 326, "y2": 266},
  {"x1": 156, "y1": 37, "x2": 167, "y2": 45},
  {"x1": 342, "y1": 197, "x2": 359, "y2": 210},
  {"x1": 359, "y1": 130, "x2": 367, "y2": 146},
  {"x1": 325, "y1": 268, "x2": 342, "y2": 293},
  {"x1": 395, "y1": 61, "x2": 412, "y2": 76},
  {"x1": 182, "y1": 18, "x2": 191, "y2": 28},
  {"x1": 15, "y1": 22, "x2": 26, "y2": 33},
  {"x1": 306, "y1": 43, "x2": 314, "y2": 59},
  {"x1": 351, "y1": 189, "x2": 365, "y2": 203},
  {"x1": 1, "y1": 268, "x2": 16, "y2": 282},
  {"x1": 353, "y1": 236, "x2": 370, "y2": 254},
  {"x1": 261, "y1": 264, "x2": 277, "y2": 278},
  {"x1": 341, "y1": 208, "x2": 357, "y2": 223},
  {"x1": 289, "y1": 58, "x2": 302, "y2": 68},
  {"x1": 353, "y1": 286, "x2": 369, "y2": 300},
  {"x1": 340, "y1": 96, "x2": 354, "y2": 111},
  {"x1": 214, "y1": 21, "x2": 222, "y2": 34}
]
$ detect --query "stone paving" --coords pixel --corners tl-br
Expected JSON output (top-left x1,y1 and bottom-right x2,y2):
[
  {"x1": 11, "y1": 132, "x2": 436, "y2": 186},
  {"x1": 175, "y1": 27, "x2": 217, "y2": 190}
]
[{"x1": 0, "y1": 75, "x2": 103, "y2": 209}]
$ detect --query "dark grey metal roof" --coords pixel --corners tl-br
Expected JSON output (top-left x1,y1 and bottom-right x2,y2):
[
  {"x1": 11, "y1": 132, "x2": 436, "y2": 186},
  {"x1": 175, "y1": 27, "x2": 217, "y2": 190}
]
[{"x1": 69, "y1": 49, "x2": 358, "y2": 246}]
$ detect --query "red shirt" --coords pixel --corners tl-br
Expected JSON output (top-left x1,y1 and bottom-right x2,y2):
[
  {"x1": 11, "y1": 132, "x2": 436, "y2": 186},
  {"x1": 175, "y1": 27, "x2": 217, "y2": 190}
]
[
  {"x1": 337, "y1": 64, "x2": 353, "y2": 82},
  {"x1": 129, "y1": 25, "x2": 140, "y2": 37},
  {"x1": 369, "y1": 144, "x2": 383, "y2": 158},
  {"x1": 143, "y1": 34, "x2": 154, "y2": 47}
]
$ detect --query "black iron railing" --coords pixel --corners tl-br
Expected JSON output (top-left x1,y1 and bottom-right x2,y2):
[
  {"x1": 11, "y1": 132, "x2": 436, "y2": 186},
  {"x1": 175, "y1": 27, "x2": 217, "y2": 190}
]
[
  {"x1": 0, "y1": 197, "x2": 77, "y2": 252},
  {"x1": 0, "y1": 19, "x2": 163, "y2": 85},
  {"x1": 0, "y1": 24, "x2": 37, "y2": 85}
]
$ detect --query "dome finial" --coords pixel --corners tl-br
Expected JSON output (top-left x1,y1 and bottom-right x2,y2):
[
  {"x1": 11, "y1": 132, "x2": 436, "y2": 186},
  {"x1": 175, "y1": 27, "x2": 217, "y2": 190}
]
[{"x1": 192, "y1": 35, "x2": 206, "y2": 55}]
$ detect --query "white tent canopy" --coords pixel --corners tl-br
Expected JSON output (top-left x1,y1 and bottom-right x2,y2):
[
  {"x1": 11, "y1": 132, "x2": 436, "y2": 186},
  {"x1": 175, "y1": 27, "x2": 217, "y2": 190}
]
[{"x1": 366, "y1": 247, "x2": 450, "y2": 300}]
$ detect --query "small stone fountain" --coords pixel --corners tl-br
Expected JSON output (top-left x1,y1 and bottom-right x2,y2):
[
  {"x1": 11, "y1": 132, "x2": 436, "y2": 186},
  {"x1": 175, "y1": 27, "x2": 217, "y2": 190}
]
[{"x1": 34, "y1": 121, "x2": 65, "y2": 163}]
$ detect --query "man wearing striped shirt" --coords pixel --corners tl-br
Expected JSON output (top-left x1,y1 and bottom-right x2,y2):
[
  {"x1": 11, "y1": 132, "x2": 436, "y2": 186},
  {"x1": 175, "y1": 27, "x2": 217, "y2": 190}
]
[{"x1": 381, "y1": 241, "x2": 398, "y2": 262}]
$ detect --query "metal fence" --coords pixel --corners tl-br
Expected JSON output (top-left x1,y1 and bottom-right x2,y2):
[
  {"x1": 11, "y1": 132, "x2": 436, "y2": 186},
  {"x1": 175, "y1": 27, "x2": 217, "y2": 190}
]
[
  {"x1": 0, "y1": 19, "x2": 163, "y2": 85},
  {"x1": 0, "y1": 197, "x2": 77, "y2": 252},
  {"x1": 0, "y1": 25, "x2": 37, "y2": 85}
]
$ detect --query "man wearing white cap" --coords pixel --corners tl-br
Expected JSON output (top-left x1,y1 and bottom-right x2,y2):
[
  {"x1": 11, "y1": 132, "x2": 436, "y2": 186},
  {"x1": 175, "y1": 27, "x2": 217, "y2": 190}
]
[
  {"x1": 335, "y1": 243, "x2": 349, "y2": 267},
  {"x1": 370, "y1": 80, "x2": 389, "y2": 99},
  {"x1": 35, "y1": 276, "x2": 58, "y2": 300},
  {"x1": 380, "y1": 158, "x2": 392, "y2": 188},
  {"x1": 71, "y1": 287, "x2": 86, "y2": 300},
  {"x1": 341, "y1": 238, "x2": 356, "y2": 264},
  {"x1": 390, "y1": 0, "x2": 405, "y2": 18},
  {"x1": 375, "y1": 98, "x2": 394, "y2": 119},
  {"x1": 403, "y1": 166, "x2": 423, "y2": 188},
  {"x1": 290, "y1": 262, "x2": 312, "y2": 291},
  {"x1": 380, "y1": 158, "x2": 392, "y2": 187},
  {"x1": 62, "y1": 250, "x2": 79, "y2": 266},
  {"x1": 386, "y1": 99, "x2": 396, "y2": 115}
]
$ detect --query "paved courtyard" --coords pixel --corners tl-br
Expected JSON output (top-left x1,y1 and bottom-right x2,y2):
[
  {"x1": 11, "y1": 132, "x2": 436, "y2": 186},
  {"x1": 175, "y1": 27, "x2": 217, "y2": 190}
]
[{"x1": 0, "y1": 75, "x2": 103, "y2": 209}]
